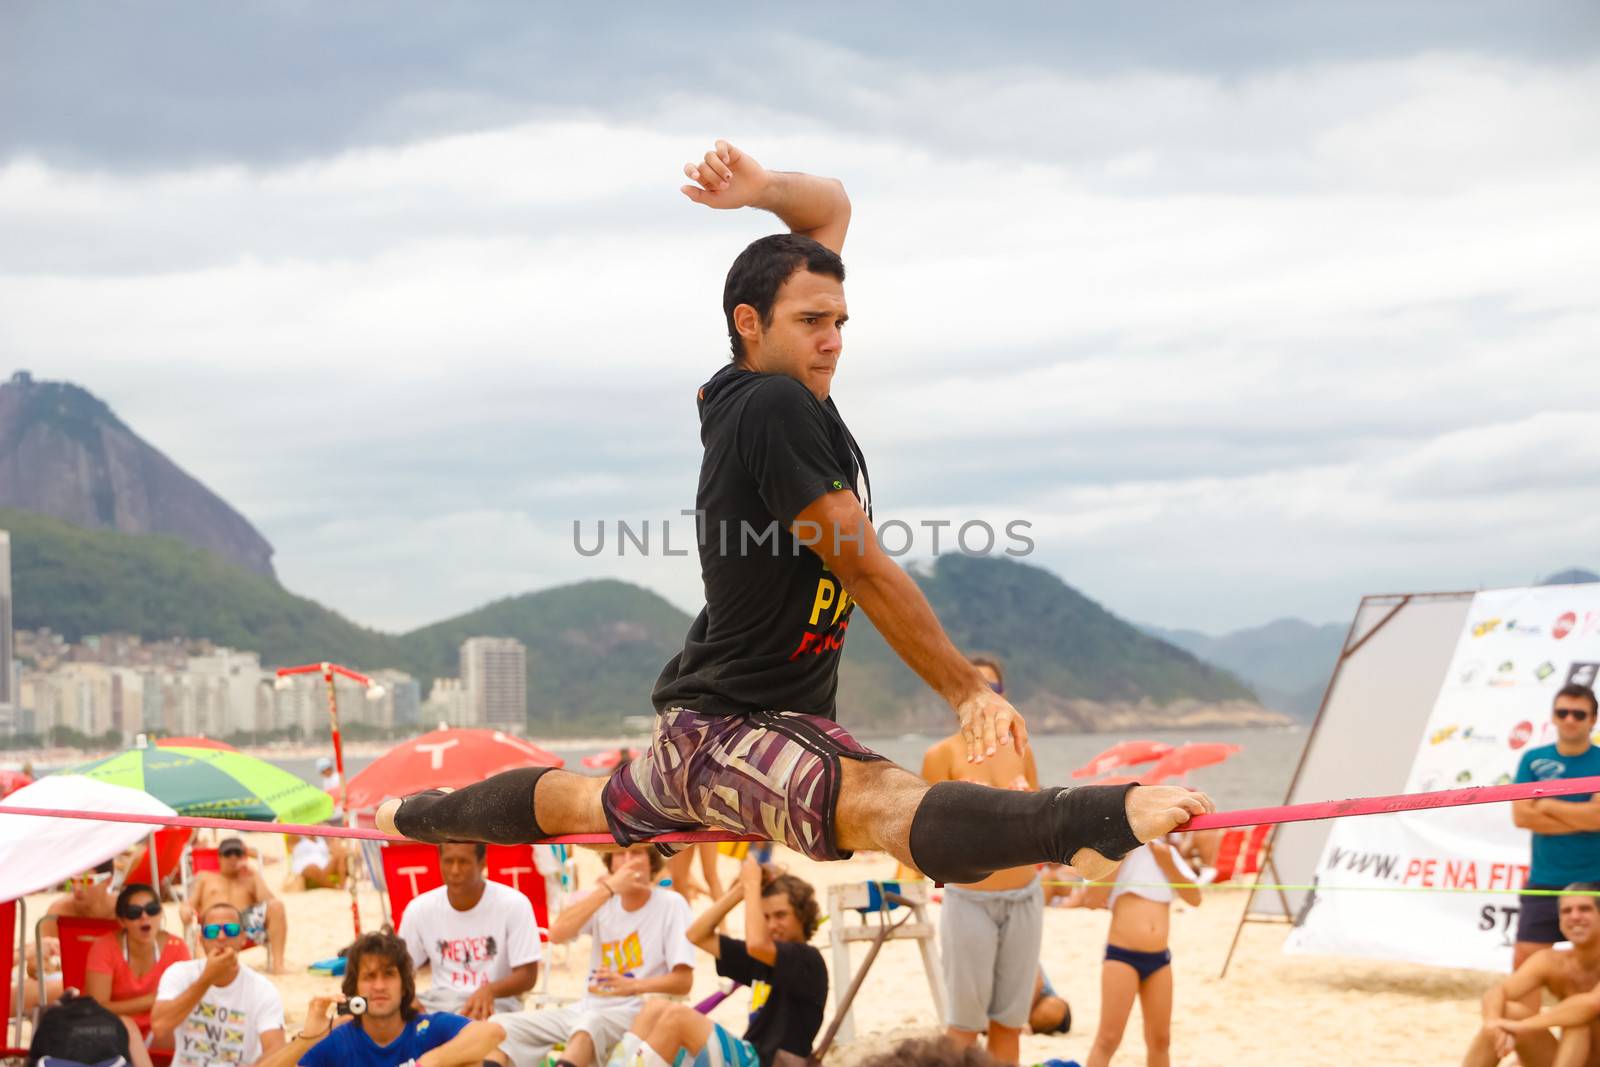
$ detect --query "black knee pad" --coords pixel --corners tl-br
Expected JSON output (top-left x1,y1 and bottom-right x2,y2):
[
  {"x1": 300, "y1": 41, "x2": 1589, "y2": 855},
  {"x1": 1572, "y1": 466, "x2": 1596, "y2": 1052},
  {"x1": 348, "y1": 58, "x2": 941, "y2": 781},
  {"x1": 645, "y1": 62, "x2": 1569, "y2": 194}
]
[
  {"x1": 394, "y1": 766, "x2": 555, "y2": 845},
  {"x1": 908, "y1": 781, "x2": 1140, "y2": 885}
]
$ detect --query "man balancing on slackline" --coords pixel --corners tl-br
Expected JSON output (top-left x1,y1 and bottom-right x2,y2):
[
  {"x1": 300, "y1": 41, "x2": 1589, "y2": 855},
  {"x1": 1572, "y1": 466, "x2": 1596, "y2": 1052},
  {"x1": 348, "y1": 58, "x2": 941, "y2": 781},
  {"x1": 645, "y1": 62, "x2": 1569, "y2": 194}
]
[{"x1": 378, "y1": 140, "x2": 1214, "y2": 885}]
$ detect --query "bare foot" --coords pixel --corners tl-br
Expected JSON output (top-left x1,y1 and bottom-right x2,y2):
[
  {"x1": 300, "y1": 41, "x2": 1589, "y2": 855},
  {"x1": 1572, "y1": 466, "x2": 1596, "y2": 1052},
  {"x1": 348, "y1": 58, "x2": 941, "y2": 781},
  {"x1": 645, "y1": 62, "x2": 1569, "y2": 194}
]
[{"x1": 1069, "y1": 786, "x2": 1215, "y2": 882}]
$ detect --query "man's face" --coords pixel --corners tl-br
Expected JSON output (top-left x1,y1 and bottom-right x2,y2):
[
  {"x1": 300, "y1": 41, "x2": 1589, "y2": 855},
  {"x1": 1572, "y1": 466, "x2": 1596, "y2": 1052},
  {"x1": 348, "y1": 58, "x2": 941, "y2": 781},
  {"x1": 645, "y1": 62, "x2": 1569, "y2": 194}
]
[
  {"x1": 1553, "y1": 695, "x2": 1595, "y2": 745},
  {"x1": 607, "y1": 847, "x2": 654, "y2": 885},
  {"x1": 356, "y1": 954, "x2": 404, "y2": 1022},
  {"x1": 199, "y1": 908, "x2": 245, "y2": 956},
  {"x1": 760, "y1": 891, "x2": 805, "y2": 944},
  {"x1": 439, "y1": 845, "x2": 485, "y2": 891},
  {"x1": 1559, "y1": 895, "x2": 1598, "y2": 945},
  {"x1": 744, "y1": 270, "x2": 847, "y2": 401}
]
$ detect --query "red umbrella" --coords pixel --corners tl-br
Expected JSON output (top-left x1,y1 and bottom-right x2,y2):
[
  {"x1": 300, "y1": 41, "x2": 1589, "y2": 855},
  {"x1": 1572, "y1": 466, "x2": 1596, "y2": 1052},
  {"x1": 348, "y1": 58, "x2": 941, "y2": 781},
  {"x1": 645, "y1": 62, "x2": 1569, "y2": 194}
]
[
  {"x1": 580, "y1": 748, "x2": 641, "y2": 771},
  {"x1": 344, "y1": 728, "x2": 565, "y2": 814},
  {"x1": 155, "y1": 736, "x2": 238, "y2": 751},
  {"x1": 1142, "y1": 742, "x2": 1242, "y2": 783},
  {"x1": 1071, "y1": 740, "x2": 1174, "y2": 779},
  {"x1": 0, "y1": 769, "x2": 33, "y2": 798}
]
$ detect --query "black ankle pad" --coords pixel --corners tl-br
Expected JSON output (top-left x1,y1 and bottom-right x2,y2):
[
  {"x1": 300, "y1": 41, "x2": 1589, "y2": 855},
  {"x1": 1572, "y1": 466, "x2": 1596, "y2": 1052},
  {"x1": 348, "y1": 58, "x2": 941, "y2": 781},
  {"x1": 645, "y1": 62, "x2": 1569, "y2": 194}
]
[
  {"x1": 394, "y1": 766, "x2": 555, "y2": 845},
  {"x1": 1055, "y1": 783, "x2": 1142, "y2": 862},
  {"x1": 908, "y1": 780, "x2": 1141, "y2": 884}
]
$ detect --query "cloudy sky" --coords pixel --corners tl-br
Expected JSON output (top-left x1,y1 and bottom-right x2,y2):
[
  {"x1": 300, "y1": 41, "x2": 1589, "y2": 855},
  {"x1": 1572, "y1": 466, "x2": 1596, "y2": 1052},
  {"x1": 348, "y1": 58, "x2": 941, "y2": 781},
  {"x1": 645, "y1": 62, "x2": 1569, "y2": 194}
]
[{"x1": 3, "y1": 1, "x2": 1598, "y2": 636}]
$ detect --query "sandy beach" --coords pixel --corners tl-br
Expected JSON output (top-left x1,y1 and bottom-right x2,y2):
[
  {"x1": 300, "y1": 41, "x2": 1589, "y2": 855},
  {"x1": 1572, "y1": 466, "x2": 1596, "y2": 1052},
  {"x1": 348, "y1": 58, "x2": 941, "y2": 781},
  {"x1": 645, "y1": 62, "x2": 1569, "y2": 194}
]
[{"x1": 20, "y1": 832, "x2": 1497, "y2": 1067}]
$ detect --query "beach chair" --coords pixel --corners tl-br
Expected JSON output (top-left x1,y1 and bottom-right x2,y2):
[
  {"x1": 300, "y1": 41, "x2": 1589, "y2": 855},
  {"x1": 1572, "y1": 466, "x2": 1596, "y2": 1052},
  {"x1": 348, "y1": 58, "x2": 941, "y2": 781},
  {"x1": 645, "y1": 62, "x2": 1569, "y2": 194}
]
[
  {"x1": 378, "y1": 843, "x2": 443, "y2": 929},
  {"x1": 3, "y1": 898, "x2": 28, "y2": 1058},
  {"x1": 125, "y1": 828, "x2": 193, "y2": 892},
  {"x1": 1208, "y1": 825, "x2": 1272, "y2": 884},
  {"x1": 824, "y1": 881, "x2": 944, "y2": 1046},
  {"x1": 49, "y1": 917, "x2": 118, "y2": 999},
  {"x1": 1238, "y1": 823, "x2": 1273, "y2": 878},
  {"x1": 484, "y1": 844, "x2": 572, "y2": 1006}
]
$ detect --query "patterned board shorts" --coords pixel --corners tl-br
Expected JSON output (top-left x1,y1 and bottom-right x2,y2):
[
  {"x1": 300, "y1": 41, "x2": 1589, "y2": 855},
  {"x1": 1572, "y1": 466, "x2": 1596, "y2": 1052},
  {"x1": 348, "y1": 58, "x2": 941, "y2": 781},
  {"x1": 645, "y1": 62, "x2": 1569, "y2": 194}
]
[{"x1": 601, "y1": 708, "x2": 886, "y2": 861}]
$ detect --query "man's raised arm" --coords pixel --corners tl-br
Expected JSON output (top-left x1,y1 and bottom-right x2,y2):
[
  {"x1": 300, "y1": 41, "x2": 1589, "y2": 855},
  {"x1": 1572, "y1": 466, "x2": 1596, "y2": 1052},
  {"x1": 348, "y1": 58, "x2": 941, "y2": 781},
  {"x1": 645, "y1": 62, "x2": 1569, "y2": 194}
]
[{"x1": 680, "y1": 140, "x2": 850, "y2": 254}]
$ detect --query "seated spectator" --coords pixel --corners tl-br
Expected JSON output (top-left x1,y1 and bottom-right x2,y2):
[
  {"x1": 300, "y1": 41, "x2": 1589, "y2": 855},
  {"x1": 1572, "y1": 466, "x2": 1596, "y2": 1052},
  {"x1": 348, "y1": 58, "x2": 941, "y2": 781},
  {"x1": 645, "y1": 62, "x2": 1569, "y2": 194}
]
[
  {"x1": 83, "y1": 882, "x2": 189, "y2": 1040},
  {"x1": 181, "y1": 837, "x2": 287, "y2": 973},
  {"x1": 491, "y1": 845, "x2": 693, "y2": 1067},
  {"x1": 1027, "y1": 968, "x2": 1070, "y2": 1036},
  {"x1": 1462, "y1": 884, "x2": 1600, "y2": 1067},
  {"x1": 254, "y1": 932, "x2": 506, "y2": 1067},
  {"x1": 27, "y1": 990, "x2": 154, "y2": 1067},
  {"x1": 151, "y1": 902, "x2": 286, "y2": 1067},
  {"x1": 42, "y1": 861, "x2": 118, "y2": 938},
  {"x1": 611, "y1": 858, "x2": 827, "y2": 1067},
  {"x1": 400, "y1": 842, "x2": 540, "y2": 1018},
  {"x1": 287, "y1": 833, "x2": 349, "y2": 891}
]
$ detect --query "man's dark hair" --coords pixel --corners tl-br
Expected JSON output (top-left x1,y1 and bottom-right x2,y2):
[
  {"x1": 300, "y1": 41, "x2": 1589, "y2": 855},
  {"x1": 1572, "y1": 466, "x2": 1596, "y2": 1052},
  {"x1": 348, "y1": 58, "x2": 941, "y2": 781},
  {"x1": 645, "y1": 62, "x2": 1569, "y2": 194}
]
[
  {"x1": 853, "y1": 1035, "x2": 1003, "y2": 1067},
  {"x1": 342, "y1": 931, "x2": 418, "y2": 1021},
  {"x1": 763, "y1": 872, "x2": 821, "y2": 940},
  {"x1": 1562, "y1": 882, "x2": 1600, "y2": 899},
  {"x1": 723, "y1": 233, "x2": 845, "y2": 361},
  {"x1": 602, "y1": 847, "x2": 665, "y2": 877},
  {"x1": 970, "y1": 656, "x2": 1004, "y2": 686},
  {"x1": 200, "y1": 901, "x2": 242, "y2": 925},
  {"x1": 114, "y1": 882, "x2": 157, "y2": 918},
  {"x1": 438, "y1": 841, "x2": 487, "y2": 862},
  {"x1": 1556, "y1": 683, "x2": 1599, "y2": 715}
]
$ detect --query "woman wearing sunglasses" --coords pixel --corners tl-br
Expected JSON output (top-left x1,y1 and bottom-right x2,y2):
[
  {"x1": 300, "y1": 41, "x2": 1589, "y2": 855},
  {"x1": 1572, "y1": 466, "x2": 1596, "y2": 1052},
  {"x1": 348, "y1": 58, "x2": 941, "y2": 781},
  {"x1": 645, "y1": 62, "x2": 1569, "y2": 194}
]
[{"x1": 84, "y1": 882, "x2": 191, "y2": 1041}]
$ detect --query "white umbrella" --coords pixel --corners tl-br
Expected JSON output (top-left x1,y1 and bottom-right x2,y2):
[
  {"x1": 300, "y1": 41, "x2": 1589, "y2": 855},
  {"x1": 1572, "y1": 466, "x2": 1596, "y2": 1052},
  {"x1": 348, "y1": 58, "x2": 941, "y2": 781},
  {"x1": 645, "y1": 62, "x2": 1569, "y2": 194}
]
[{"x1": 0, "y1": 775, "x2": 177, "y2": 901}]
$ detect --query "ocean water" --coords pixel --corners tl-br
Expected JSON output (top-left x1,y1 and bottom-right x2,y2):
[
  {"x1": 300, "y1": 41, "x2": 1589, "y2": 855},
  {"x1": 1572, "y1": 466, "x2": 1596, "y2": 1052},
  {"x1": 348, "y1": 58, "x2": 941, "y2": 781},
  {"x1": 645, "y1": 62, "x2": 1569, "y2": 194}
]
[{"x1": 273, "y1": 725, "x2": 1309, "y2": 813}]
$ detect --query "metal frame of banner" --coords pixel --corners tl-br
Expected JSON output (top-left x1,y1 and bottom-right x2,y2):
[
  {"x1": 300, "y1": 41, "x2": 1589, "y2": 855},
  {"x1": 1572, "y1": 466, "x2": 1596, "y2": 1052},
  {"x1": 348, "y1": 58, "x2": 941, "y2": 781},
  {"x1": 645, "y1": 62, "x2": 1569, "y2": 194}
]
[{"x1": 1218, "y1": 590, "x2": 1475, "y2": 979}]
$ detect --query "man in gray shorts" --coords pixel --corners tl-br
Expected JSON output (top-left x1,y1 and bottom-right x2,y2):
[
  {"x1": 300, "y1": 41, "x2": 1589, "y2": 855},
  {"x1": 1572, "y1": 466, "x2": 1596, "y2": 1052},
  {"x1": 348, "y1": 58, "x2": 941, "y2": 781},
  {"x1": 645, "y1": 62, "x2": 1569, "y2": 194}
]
[
  {"x1": 377, "y1": 139, "x2": 1211, "y2": 893},
  {"x1": 923, "y1": 656, "x2": 1043, "y2": 1063}
]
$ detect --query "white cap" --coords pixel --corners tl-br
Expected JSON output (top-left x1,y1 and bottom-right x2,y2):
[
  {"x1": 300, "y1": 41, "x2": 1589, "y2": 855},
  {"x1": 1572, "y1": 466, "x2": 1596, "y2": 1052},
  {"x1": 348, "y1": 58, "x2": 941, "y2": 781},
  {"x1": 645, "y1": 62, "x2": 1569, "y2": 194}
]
[{"x1": 316, "y1": 757, "x2": 334, "y2": 772}]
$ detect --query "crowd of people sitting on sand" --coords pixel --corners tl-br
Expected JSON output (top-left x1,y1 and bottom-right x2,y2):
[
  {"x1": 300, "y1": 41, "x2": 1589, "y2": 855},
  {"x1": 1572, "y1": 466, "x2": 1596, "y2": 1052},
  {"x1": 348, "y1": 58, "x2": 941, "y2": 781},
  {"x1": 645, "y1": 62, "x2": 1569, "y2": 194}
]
[{"x1": 22, "y1": 670, "x2": 1592, "y2": 1067}]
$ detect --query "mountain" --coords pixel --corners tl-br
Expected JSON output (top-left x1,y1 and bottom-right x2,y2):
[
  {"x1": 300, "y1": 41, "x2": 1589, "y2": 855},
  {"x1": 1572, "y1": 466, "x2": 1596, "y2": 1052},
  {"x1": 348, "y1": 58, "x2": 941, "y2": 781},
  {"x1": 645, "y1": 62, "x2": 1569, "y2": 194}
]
[
  {"x1": 0, "y1": 373, "x2": 274, "y2": 576},
  {"x1": 1143, "y1": 618, "x2": 1346, "y2": 720},
  {"x1": 838, "y1": 554, "x2": 1276, "y2": 732},
  {"x1": 1542, "y1": 568, "x2": 1600, "y2": 586},
  {"x1": 2, "y1": 507, "x2": 1286, "y2": 734}
]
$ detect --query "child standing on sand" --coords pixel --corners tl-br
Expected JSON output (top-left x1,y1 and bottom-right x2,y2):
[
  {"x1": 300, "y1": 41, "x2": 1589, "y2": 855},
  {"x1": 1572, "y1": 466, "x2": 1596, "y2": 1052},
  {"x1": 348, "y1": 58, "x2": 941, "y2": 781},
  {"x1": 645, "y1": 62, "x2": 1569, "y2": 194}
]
[{"x1": 1085, "y1": 836, "x2": 1200, "y2": 1067}]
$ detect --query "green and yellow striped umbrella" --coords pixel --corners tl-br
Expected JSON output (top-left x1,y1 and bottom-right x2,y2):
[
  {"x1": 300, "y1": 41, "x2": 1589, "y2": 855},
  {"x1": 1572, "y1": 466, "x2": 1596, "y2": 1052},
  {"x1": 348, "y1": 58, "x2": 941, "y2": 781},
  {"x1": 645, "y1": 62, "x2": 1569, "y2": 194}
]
[{"x1": 59, "y1": 746, "x2": 333, "y2": 824}]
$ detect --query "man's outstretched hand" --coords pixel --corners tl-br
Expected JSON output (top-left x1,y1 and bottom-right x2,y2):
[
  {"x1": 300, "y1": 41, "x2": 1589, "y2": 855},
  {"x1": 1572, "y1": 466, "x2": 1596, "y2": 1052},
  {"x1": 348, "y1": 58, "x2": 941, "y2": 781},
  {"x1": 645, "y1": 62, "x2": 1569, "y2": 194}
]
[
  {"x1": 954, "y1": 688, "x2": 1030, "y2": 764},
  {"x1": 681, "y1": 140, "x2": 769, "y2": 210}
]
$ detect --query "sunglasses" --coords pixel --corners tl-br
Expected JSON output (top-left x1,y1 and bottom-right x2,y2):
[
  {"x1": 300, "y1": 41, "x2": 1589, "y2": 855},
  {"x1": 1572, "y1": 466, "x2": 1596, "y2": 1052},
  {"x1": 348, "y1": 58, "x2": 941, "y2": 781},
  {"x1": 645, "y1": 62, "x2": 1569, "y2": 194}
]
[
  {"x1": 202, "y1": 922, "x2": 242, "y2": 940},
  {"x1": 218, "y1": 849, "x2": 245, "y2": 859},
  {"x1": 1556, "y1": 709, "x2": 1593, "y2": 722},
  {"x1": 988, "y1": 680, "x2": 1004, "y2": 695},
  {"x1": 120, "y1": 901, "x2": 162, "y2": 920}
]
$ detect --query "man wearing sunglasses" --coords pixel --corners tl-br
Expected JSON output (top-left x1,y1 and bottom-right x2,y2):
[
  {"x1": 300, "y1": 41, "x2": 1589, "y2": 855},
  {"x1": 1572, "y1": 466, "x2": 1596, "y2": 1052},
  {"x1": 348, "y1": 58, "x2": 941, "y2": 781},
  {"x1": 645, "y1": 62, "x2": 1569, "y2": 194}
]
[
  {"x1": 152, "y1": 902, "x2": 285, "y2": 1067},
  {"x1": 1511, "y1": 683, "x2": 1600, "y2": 1005}
]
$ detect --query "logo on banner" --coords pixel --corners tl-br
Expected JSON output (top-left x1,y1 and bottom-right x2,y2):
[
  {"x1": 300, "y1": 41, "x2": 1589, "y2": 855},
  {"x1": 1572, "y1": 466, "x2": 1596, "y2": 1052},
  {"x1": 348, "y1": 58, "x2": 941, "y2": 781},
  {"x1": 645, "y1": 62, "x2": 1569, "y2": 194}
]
[
  {"x1": 1556, "y1": 612, "x2": 1578, "y2": 639},
  {"x1": 1510, "y1": 721, "x2": 1533, "y2": 750},
  {"x1": 1431, "y1": 725, "x2": 1459, "y2": 745},
  {"x1": 1491, "y1": 661, "x2": 1519, "y2": 687},
  {"x1": 1536, "y1": 662, "x2": 1557, "y2": 682},
  {"x1": 1569, "y1": 663, "x2": 1599, "y2": 689},
  {"x1": 1473, "y1": 618, "x2": 1503, "y2": 638},
  {"x1": 1506, "y1": 619, "x2": 1544, "y2": 637}
]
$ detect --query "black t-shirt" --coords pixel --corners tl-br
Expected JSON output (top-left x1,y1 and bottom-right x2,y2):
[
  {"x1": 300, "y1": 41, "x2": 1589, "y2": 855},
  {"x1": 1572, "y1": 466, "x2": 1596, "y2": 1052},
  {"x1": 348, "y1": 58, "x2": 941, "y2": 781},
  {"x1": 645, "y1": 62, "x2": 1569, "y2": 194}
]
[
  {"x1": 715, "y1": 935, "x2": 828, "y2": 1066},
  {"x1": 652, "y1": 365, "x2": 870, "y2": 719}
]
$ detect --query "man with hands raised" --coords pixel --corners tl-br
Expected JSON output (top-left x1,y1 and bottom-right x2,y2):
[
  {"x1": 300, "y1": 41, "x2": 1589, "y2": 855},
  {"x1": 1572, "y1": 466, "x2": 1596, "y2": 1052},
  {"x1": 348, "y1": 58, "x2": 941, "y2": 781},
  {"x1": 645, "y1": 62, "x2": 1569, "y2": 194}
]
[
  {"x1": 491, "y1": 846, "x2": 693, "y2": 1067},
  {"x1": 255, "y1": 931, "x2": 506, "y2": 1067},
  {"x1": 379, "y1": 138, "x2": 1213, "y2": 894}
]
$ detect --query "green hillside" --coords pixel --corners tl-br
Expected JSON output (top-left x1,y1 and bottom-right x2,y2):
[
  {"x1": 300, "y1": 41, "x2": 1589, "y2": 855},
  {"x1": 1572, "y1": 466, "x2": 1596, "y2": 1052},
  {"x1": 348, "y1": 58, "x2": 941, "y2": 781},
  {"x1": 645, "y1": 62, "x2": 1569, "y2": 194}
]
[{"x1": 4, "y1": 508, "x2": 1258, "y2": 735}]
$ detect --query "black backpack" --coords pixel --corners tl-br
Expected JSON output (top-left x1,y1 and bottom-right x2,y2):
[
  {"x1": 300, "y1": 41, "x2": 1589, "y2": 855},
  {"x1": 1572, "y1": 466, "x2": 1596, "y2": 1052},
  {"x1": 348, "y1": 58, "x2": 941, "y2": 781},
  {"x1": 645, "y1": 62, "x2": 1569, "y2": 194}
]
[{"x1": 27, "y1": 993, "x2": 130, "y2": 1067}]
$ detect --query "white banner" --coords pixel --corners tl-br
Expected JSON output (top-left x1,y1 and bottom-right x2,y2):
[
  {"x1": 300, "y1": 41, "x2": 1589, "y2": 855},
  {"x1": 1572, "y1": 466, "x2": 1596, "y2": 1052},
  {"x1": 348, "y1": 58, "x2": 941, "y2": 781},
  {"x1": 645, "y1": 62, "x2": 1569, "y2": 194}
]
[{"x1": 1285, "y1": 584, "x2": 1600, "y2": 971}]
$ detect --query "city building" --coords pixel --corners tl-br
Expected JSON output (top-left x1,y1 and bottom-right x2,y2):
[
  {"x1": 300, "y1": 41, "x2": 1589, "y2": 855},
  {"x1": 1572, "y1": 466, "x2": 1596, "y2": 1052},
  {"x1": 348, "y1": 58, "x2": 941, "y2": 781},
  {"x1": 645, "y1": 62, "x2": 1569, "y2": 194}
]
[
  {"x1": 460, "y1": 636, "x2": 527, "y2": 730},
  {"x1": 0, "y1": 531, "x2": 14, "y2": 735}
]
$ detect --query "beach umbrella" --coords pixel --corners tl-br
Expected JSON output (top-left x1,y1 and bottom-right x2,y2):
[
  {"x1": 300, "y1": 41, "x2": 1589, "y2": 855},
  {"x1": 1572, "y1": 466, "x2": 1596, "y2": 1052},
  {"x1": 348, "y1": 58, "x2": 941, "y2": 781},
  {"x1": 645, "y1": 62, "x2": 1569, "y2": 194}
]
[
  {"x1": 154, "y1": 736, "x2": 237, "y2": 751},
  {"x1": 1071, "y1": 740, "x2": 1174, "y2": 779},
  {"x1": 56, "y1": 746, "x2": 333, "y2": 824},
  {"x1": 580, "y1": 747, "x2": 641, "y2": 771},
  {"x1": 343, "y1": 728, "x2": 564, "y2": 814},
  {"x1": 0, "y1": 768, "x2": 33, "y2": 798},
  {"x1": 0, "y1": 776, "x2": 177, "y2": 901},
  {"x1": 1143, "y1": 742, "x2": 1242, "y2": 783}
]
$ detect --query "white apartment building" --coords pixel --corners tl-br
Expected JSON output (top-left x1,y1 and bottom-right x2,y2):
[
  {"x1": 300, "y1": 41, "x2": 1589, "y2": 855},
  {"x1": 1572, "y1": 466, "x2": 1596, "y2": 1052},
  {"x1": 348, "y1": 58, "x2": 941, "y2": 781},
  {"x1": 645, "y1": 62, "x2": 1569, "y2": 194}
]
[{"x1": 460, "y1": 637, "x2": 527, "y2": 730}]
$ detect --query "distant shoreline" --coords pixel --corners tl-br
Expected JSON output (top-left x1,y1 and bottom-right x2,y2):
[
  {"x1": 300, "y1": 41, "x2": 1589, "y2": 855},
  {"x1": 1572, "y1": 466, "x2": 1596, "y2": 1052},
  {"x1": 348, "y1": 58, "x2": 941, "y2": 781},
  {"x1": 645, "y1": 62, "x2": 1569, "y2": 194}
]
[{"x1": 2, "y1": 720, "x2": 1303, "y2": 771}]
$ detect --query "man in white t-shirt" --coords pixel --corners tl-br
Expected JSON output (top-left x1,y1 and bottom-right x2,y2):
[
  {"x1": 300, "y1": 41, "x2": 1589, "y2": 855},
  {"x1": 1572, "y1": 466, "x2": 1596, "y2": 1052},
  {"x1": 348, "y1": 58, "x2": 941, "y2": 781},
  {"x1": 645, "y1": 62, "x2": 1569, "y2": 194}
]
[
  {"x1": 491, "y1": 846, "x2": 694, "y2": 1067},
  {"x1": 400, "y1": 842, "x2": 542, "y2": 1018},
  {"x1": 151, "y1": 902, "x2": 285, "y2": 1067}
]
